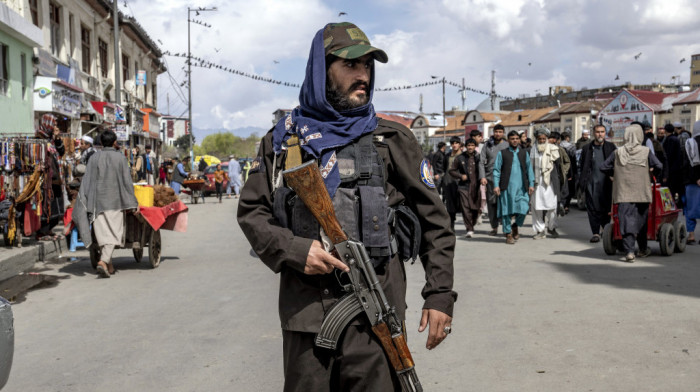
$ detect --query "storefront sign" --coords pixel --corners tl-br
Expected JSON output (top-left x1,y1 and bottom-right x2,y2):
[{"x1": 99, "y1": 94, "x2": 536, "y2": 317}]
[
  {"x1": 132, "y1": 110, "x2": 145, "y2": 134},
  {"x1": 114, "y1": 125, "x2": 128, "y2": 141},
  {"x1": 34, "y1": 77, "x2": 83, "y2": 118},
  {"x1": 136, "y1": 70, "x2": 147, "y2": 86},
  {"x1": 598, "y1": 90, "x2": 653, "y2": 144},
  {"x1": 167, "y1": 120, "x2": 174, "y2": 138}
]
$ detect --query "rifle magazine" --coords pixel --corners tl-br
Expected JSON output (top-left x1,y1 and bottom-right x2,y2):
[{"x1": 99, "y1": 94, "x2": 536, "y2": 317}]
[{"x1": 315, "y1": 293, "x2": 363, "y2": 350}]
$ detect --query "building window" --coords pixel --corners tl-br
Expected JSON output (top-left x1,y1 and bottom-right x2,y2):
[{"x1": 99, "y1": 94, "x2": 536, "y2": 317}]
[
  {"x1": 81, "y1": 26, "x2": 91, "y2": 73},
  {"x1": 0, "y1": 43, "x2": 7, "y2": 96},
  {"x1": 49, "y1": 2, "x2": 61, "y2": 57},
  {"x1": 69, "y1": 14, "x2": 74, "y2": 57},
  {"x1": 98, "y1": 39, "x2": 108, "y2": 78},
  {"x1": 21, "y1": 53, "x2": 27, "y2": 99},
  {"x1": 122, "y1": 54, "x2": 130, "y2": 84},
  {"x1": 29, "y1": 0, "x2": 39, "y2": 26}
]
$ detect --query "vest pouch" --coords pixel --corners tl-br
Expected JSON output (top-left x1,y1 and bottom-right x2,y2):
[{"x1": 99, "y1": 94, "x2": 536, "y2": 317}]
[
  {"x1": 332, "y1": 187, "x2": 360, "y2": 242},
  {"x1": 291, "y1": 196, "x2": 320, "y2": 240},
  {"x1": 394, "y1": 204, "x2": 421, "y2": 263},
  {"x1": 272, "y1": 187, "x2": 293, "y2": 229},
  {"x1": 359, "y1": 186, "x2": 391, "y2": 267}
]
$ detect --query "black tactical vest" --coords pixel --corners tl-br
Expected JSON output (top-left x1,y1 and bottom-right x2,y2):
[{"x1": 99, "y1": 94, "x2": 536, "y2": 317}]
[{"x1": 273, "y1": 133, "x2": 397, "y2": 267}]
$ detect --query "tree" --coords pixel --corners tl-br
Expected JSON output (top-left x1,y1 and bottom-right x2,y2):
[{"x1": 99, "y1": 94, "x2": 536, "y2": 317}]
[
  {"x1": 173, "y1": 134, "x2": 195, "y2": 155},
  {"x1": 198, "y1": 132, "x2": 260, "y2": 159}
]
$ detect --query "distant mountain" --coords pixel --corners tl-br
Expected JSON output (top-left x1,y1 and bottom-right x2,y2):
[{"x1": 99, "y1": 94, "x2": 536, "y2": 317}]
[{"x1": 193, "y1": 126, "x2": 265, "y2": 141}]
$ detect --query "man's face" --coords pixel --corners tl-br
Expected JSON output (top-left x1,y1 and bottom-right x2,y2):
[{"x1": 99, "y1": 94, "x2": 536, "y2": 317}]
[
  {"x1": 451, "y1": 141, "x2": 461, "y2": 154},
  {"x1": 657, "y1": 128, "x2": 666, "y2": 139},
  {"x1": 644, "y1": 128, "x2": 653, "y2": 136},
  {"x1": 520, "y1": 133, "x2": 527, "y2": 143},
  {"x1": 326, "y1": 54, "x2": 373, "y2": 111},
  {"x1": 474, "y1": 134, "x2": 483, "y2": 144},
  {"x1": 582, "y1": 133, "x2": 589, "y2": 140},
  {"x1": 593, "y1": 127, "x2": 606, "y2": 143},
  {"x1": 548, "y1": 137, "x2": 558, "y2": 145},
  {"x1": 493, "y1": 129, "x2": 504, "y2": 141},
  {"x1": 508, "y1": 134, "x2": 520, "y2": 148},
  {"x1": 79, "y1": 141, "x2": 88, "y2": 151},
  {"x1": 536, "y1": 134, "x2": 548, "y2": 145},
  {"x1": 675, "y1": 126, "x2": 682, "y2": 134},
  {"x1": 466, "y1": 143, "x2": 476, "y2": 154}
]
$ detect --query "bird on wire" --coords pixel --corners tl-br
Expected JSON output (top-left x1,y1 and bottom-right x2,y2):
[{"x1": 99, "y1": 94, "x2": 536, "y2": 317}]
[
  {"x1": 339, "y1": 12, "x2": 347, "y2": 17},
  {"x1": 634, "y1": 52, "x2": 642, "y2": 60},
  {"x1": 680, "y1": 58, "x2": 686, "y2": 63}
]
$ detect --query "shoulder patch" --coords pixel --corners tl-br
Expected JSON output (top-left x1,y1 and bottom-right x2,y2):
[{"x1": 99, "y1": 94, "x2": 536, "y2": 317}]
[
  {"x1": 248, "y1": 156, "x2": 264, "y2": 174},
  {"x1": 420, "y1": 159, "x2": 435, "y2": 189}
]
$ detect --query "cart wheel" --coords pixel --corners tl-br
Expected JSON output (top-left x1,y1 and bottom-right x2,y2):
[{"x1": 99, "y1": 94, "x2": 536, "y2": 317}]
[
  {"x1": 673, "y1": 220, "x2": 687, "y2": 253},
  {"x1": 133, "y1": 248, "x2": 143, "y2": 262},
  {"x1": 658, "y1": 223, "x2": 675, "y2": 256},
  {"x1": 149, "y1": 230, "x2": 161, "y2": 268},
  {"x1": 602, "y1": 223, "x2": 616, "y2": 255},
  {"x1": 89, "y1": 245, "x2": 101, "y2": 269}
]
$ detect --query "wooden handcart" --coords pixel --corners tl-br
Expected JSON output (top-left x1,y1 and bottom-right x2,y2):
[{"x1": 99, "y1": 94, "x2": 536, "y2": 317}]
[
  {"x1": 182, "y1": 178, "x2": 207, "y2": 204},
  {"x1": 89, "y1": 201, "x2": 188, "y2": 269}
]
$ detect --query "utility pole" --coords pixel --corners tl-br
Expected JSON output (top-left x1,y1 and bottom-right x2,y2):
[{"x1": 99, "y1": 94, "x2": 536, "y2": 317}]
[
  {"x1": 460, "y1": 77, "x2": 466, "y2": 110},
  {"x1": 167, "y1": 93, "x2": 170, "y2": 115},
  {"x1": 490, "y1": 70, "x2": 496, "y2": 111},
  {"x1": 187, "y1": 6, "x2": 216, "y2": 161},
  {"x1": 442, "y1": 77, "x2": 446, "y2": 142},
  {"x1": 419, "y1": 93, "x2": 423, "y2": 114},
  {"x1": 112, "y1": 0, "x2": 121, "y2": 106}
]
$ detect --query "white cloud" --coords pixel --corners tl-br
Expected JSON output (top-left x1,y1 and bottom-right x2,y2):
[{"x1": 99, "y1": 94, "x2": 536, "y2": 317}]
[{"x1": 120, "y1": 0, "x2": 700, "y2": 132}]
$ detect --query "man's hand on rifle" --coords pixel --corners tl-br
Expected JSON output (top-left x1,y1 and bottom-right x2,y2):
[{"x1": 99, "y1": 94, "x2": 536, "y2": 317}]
[
  {"x1": 418, "y1": 308, "x2": 452, "y2": 350},
  {"x1": 304, "y1": 240, "x2": 350, "y2": 275}
]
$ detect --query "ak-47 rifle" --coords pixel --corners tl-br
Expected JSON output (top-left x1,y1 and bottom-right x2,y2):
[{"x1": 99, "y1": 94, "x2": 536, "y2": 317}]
[{"x1": 283, "y1": 160, "x2": 422, "y2": 392}]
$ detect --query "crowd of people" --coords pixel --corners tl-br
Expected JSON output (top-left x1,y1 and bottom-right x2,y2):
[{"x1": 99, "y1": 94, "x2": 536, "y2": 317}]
[{"x1": 428, "y1": 120, "x2": 700, "y2": 261}]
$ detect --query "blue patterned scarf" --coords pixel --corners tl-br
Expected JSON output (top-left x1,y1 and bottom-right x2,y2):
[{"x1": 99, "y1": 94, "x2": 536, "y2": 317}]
[{"x1": 272, "y1": 24, "x2": 378, "y2": 198}]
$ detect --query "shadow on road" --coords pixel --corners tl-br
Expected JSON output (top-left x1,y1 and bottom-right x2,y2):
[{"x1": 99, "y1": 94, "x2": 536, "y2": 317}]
[{"x1": 540, "y1": 251, "x2": 700, "y2": 299}]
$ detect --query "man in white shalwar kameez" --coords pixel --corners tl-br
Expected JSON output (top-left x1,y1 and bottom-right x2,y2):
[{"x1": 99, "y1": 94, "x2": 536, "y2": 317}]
[{"x1": 530, "y1": 127, "x2": 562, "y2": 239}]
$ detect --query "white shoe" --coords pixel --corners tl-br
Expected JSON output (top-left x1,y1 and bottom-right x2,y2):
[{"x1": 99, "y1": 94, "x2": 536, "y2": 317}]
[{"x1": 465, "y1": 231, "x2": 474, "y2": 238}]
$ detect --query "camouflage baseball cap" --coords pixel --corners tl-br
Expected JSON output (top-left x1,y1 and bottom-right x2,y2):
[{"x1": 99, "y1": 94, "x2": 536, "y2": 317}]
[{"x1": 323, "y1": 22, "x2": 388, "y2": 63}]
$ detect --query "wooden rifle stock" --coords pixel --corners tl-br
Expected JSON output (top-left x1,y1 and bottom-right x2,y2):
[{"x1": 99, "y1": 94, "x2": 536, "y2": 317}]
[{"x1": 282, "y1": 160, "x2": 347, "y2": 245}]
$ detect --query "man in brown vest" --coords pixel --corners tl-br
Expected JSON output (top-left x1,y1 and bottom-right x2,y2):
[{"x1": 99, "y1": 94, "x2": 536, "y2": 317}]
[{"x1": 600, "y1": 125, "x2": 663, "y2": 262}]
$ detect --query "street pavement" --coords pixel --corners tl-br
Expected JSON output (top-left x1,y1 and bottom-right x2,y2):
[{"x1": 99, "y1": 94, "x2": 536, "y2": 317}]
[{"x1": 3, "y1": 196, "x2": 700, "y2": 391}]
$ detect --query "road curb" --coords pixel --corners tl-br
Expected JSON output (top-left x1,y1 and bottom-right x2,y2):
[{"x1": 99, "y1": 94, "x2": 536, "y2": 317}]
[{"x1": 0, "y1": 239, "x2": 65, "y2": 283}]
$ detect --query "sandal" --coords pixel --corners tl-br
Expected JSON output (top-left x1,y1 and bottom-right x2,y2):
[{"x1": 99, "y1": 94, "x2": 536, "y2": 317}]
[
  {"x1": 37, "y1": 235, "x2": 55, "y2": 241},
  {"x1": 96, "y1": 264, "x2": 111, "y2": 278}
]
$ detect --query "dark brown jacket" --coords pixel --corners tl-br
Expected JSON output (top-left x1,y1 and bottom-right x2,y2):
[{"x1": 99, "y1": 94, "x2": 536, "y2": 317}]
[{"x1": 237, "y1": 118, "x2": 457, "y2": 333}]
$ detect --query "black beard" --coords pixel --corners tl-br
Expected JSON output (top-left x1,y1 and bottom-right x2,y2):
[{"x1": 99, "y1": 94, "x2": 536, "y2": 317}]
[{"x1": 326, "y1": 80, "x2": 369, "y2": 112}]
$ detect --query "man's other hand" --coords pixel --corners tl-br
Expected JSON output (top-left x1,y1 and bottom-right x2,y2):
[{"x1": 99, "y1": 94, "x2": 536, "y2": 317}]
[
  {"x1": 304, "y1": 240, "x2": 349, "y2": 275},
  {"x1": 493, "y1": 187, "x2": 501, "y2": 196},
  {"x1": 418, "y1": 309, "x2": 452, "y2": 350},
  {"x1": 480, "y1": 178, "x2": 487, "y2": 186}
]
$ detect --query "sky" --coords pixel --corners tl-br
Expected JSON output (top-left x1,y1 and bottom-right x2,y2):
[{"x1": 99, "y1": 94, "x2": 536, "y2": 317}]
[{"x1": 125, "y1": 0, "x2": 700, "y2": 137}]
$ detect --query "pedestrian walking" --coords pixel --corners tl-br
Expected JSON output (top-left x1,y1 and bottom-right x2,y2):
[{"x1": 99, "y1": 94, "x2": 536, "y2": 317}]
[
  {"x1": 443, "y1": 136, "x2": 463, "y2": 228},
  {"x1": 600, "y1": 124, "x2": 663, "y2": 262},
  {"x1": 214, "y1": 164, "x2": 228, "y2": 203},
  {"x1": 237, "y1": 22, "x2": 455, "y2": 391},
  {"x1": 578, "y1": 125, "x2": 616, "y2": 242},
  {"x1": 683, "y1": 120, "x2": 700, "y2": 244},
  {"x1": 560, "y1": 131, "x2": 578, "y2": 213},
  {"x1": 664, "y1": 122, "x2": 687, "y2": 206},
  {"x1": 227, "y1": 155, "x2": 241, "y2": 198},
  {"x1": 72, "y1": 130, "x2": 138, "y2": 278},
  {"x1": 479, "y1": 124, "x2": 510, "y2": 235},
  {"x1": 493, "y1": 131, "x2": 535, "y2": 244},
  {"x1": 530, "y1": 128, "x2": 565, "y2": 239},
  {"x1": 639, "y1": 122, "x2": 669, "y2": 184},
  {"x1": 575, "y1": 129, "x2": 591, "y2": 150},
  {"x1": 449, "y1": 138, "x2": 484, "y2": 237}
]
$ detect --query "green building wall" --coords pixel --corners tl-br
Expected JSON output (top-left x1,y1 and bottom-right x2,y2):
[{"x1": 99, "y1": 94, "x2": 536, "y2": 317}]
[{"x1": 0, "y1": 30, "x2": 34, "y2": 134}]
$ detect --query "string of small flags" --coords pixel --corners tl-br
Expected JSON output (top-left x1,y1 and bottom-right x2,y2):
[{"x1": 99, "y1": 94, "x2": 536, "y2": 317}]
[{"x1": 163, "y1": 51, "x2": 513, "y2": 99}]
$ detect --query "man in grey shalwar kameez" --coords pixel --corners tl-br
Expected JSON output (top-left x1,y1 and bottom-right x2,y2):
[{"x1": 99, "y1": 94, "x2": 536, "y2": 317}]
[
  {"x1": 73, "y1": 130, "x2": 138, "y2": 277},
  {"x1": 600, "y1": 125, "x2": 663, "y2": 262}
]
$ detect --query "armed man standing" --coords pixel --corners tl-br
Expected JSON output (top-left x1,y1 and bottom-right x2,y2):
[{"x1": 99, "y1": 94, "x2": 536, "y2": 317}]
[{"x1": 237, "y1": 22, "x2": 456, "y2": 391}]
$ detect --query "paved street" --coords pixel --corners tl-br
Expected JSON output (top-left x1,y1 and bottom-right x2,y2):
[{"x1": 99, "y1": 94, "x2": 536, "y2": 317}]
[{"x1": 3, "y1": 197, "x2": 700, "y2": 391}]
